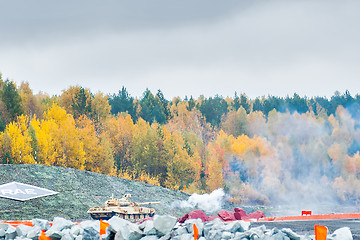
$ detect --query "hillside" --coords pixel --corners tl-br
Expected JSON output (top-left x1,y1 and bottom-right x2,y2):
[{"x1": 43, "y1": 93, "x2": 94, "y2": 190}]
[{"x1": 0, "y1": 164, "x2": 191, "y2": 221}]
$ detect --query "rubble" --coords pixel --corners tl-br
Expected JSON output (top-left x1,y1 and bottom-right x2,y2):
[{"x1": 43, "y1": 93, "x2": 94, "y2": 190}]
[
  {"x1": 179, "y1": 208, "x2": 266, "y2": 223},
  {"x1": 0, "y1": 215, "x2": 353, "y2": 240}
]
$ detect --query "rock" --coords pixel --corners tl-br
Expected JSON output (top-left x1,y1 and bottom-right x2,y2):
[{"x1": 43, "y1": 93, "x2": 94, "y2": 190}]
[
  {"x1": 75, "y1": 235, "x2": 84, "y2": 240},
  {"x1": 224, "y1": 221, "x2": 250, "y2": 233},
  {"x1": 204, "y1": 218, "x2": 225, "y2": 230},
  {"x1": 207, "y1": 216, "x2": 220, "y2": 221},
  {"x1": 108, "y1": 216, "x2": 143, "y2": 240},
  {"x1": 187, "y1": 210, "x2": 209, "y2": 222},
  {"x1": 218, "y1": 210, "x2": 236, "y2": 222},
  {"x1": 71, "y1": 225, "x2": 84, "y2": 237},
  {"x1": 5, "y1": 225, "x2": 17, "y2": 240},
  {"x1": 300, "y1": 235, "x2": 313, "y2": 240},
  {"x1": 46, "y1": 230, "x2": 62, "y2": 240},
  {"x1": 234, "y1": 208, "x2": 248, "y2": 220},
  {"x1": 172, "y1": 233, "x2": 193, "y2": 240},
  {"x1": 46, "y1": 217, "x2": 75, "y2": 239},
  {"x1": 248, "y1": 225, "x2": 266, "y2": 239},
  {"x1": 61, "y1": 229, "x2": 74, "y2": 240},
  {"x1": 125, "y1": 222, "x2": 144, "y2": 240},
  {"x1": 222, "y1": 231, "x2": 232, "y2": 239},
  {"x1": 234, "y1": 231, "x2": 251, "y2": 240},
  {"x1": 173, "y1": 226, "x2": 188, "y2": 236},
  {"x1": 142, "y1": 220, "x2": 157, "y2": 236},
  {"x1": 115, "y1": 231, "x2": 124, "y2": 240},
  {"x1": 16, "y1": 225, "x2": 33, "y2": 238},
  {"x1": 26, "y1": 226, "x2": 41, "y2": 240},
  {"x1": 281, "y1": 228, "x2": 301, "y2": 240},
  {"x1": 153, "y1": 215, "x2": 177, "y2": 237},
  {"x1": 80, "y1": 220, "x2": 99, "y2": 230},
  {"x1": 0, "y1": 223, "x2": 10, "y2": 233},
  {"x1": 140, "y1": 236, "x2": 159, "y2": 240},
  {"x1": 184, "y1": 219, "x2": 204, "y2": 236},
  {"x1": 0, "y1": 228, "x2": 6, "y2": 238},
  {"x1": 31, "y1": 219, "x2": 51, "y2": 231},
  {"x1": 140, "y1": 218, "x2": 153, "y2": 224},
  {"x1": 205, "y1": 229, "x2": 223, "y2": 240},
  {"x1": 178, "y1": 214, "x2": 189, "y2": 223},
  {"x1": 247, "y1": 211, "x2": 266, "y2": 220},
  {"x1": 83, "y1": 225, "x2": 100, "y2": 240},
  {"x1": 203, "y1": 218, "x2": 225, "y2": 239},
  {"x1": 80, "y1": 220, "x2": 100, "y2": 239},
  {"x1": 158, "y1": 233, "x2": 171, "y2": 240},
  {"x1": 0, "y1": 213, "x2": 345, "y2": 240},
  {"x1": 330, "y1": 227, "x2": 353, "y2": 240},
  {"x1": 108, "y1": 216, "x2": 128, "y2": 233},
  {"x1": 265, "y1": 232, "x2": 290, "y2": 240}
]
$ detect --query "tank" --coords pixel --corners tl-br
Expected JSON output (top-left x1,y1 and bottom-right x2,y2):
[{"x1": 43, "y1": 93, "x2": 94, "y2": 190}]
[{"x1": 87, "y1": 194, "x2": 160, "y2": 222}]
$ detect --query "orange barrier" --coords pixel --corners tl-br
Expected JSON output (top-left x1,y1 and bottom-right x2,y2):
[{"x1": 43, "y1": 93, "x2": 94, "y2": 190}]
[
  {"x1": 315, "y1": 225, "x2": 327, "y2": 240},
  {"x1": 258, "y1": 212, "x2": 360, "y2": 222},
  {"x1": 0, "y1": 221, "x2": 33, "y2": 227},
  {"x1": 302, "y1": 211, "x2": 312, "y2": 216},
  {"x1": 0, "y1": 221, "x2": 63, "y2": 227}
]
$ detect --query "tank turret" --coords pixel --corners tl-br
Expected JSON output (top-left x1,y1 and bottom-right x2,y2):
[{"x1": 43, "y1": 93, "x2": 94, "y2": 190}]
[{"x1": 87, "y1": 194, "x2": 160, "y2": 222}]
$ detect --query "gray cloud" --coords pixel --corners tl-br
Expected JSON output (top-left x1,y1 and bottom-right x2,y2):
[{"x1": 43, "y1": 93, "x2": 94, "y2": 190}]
[{"x1": 0, "y1": 0, "x2": 359, "y2": 99}]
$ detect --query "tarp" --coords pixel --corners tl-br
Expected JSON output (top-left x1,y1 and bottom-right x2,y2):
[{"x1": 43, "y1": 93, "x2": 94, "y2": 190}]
[{"x1": 0, "y1": 181, "x2": 58, "y2": 201}]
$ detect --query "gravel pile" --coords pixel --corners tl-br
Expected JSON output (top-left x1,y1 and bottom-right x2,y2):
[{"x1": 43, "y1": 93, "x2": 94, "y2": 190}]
[{"x1": 0, "y1": 215, "x2": 353, "y2": 240}]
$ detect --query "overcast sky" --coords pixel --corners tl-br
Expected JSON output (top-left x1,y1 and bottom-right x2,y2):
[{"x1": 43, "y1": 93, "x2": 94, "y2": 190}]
[{"x1": 0, "y1": 0, "x2": 359, "y2": 99}]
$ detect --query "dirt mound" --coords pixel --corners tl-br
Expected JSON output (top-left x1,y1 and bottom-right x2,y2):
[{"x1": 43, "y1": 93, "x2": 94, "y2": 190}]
[{"x1": 0, "y1": 164, "x2": 190, "y2": 221}]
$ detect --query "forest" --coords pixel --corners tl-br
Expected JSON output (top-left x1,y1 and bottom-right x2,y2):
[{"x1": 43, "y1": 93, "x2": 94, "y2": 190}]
[{"x1": 1, "y1": 73, "x2": 360, "y2": 206}]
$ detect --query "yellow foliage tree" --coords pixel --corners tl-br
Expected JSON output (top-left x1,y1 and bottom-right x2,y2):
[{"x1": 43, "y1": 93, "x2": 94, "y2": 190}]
[
  {"x1": 31, "y1": 104, "x2": 86, "y2": 169},
  {"x1": 77, "y1": 116, "x2": 114, "y2": 174},
  {"x1": 205, "y1": 144, "x2": 223, "y2": 192},
  {"x1": 103, "y1": 114, "x2": 134, "y2": 171},
  {"x1": 6, "y1": 115, "x2": 34, "y2": 164},
  {"x1": 19, "y1": 82, "x2": 42, "y2": 119},
  {"x1": 93, "y1": 92, "x2": 111, "y2": 126},
  {"x1": 162, "y1": 127, "x2": 196, "y2": 190}
]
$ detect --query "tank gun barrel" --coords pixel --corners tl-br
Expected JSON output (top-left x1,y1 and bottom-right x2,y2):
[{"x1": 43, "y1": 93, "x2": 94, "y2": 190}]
[{"x1": 136, "y1": 201, "x2": 160, "y2": 206}]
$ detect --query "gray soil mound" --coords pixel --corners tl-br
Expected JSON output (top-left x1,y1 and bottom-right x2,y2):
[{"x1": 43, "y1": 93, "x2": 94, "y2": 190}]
[{"x1": 0, "y1": 164, "x2": 190, "y2": 221}]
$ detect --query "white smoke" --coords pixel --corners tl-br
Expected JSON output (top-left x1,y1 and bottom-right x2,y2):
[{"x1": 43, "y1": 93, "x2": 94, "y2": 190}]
[{"x1": 171, "y1": 188, "x2": 225, "y2": 214}]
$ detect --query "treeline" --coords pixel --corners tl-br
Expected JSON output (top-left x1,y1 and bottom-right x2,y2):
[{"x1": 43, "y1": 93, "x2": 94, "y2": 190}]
[
  {"x1": 108, "y1": 87, "x2": 360, "y2": 128},
  {"x1": 1, "y1": 73, "x2": 360, "y2": 204}
]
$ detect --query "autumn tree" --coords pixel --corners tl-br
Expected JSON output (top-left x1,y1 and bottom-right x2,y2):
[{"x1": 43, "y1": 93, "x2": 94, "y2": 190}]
[
  {"x1": 167, "y1": 100, "x2": 213, "y2": 144},
  {"x1": 102, "y1": 114, "x2": 134, "y2": 171},
  {"x1": 162, "y1": 127, "x2": 197, "y2": 190},
  {"x1": 0, "y1": 132, "x2": 12, "y2": 163},
  {"x1": 130, "y1": 120, "x2": 166, "y2": 179},
  {"x1": 221, "y1": 106, "x2": 249, "y2": 137},
  {"x1": 5, "y1": 115, "x2": 34, "y2": 164},
  {"x1": 205, "y1": 144, "x2": 224, "y2": 192},
  {"x1": 19, "y1": 82, "x2": 42, "y2": 119},
  {"x1": 92, "y1": 92, "x2": 111, "y2": 126},
  {"x1": 31, "y1": 104, "x2": 86, "y2": 169},
  {"x1": 77, "y1": 116, "x2": 114, "y2": 174},
  {"x1": 60, "y1": 86, "x2": 93, "y2": 119},
  {"x1": 0, "y1": 79, "x2": 23, "y2": 124}
]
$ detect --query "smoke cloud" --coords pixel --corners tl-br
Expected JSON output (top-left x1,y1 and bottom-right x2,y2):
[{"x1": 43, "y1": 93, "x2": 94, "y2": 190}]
[
  {"x1": 171, "y1": 188, "x2": 225, "y2": 214},
  {"x1": 222, "y1": 105, "x2": 360, "y2": 214}
]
